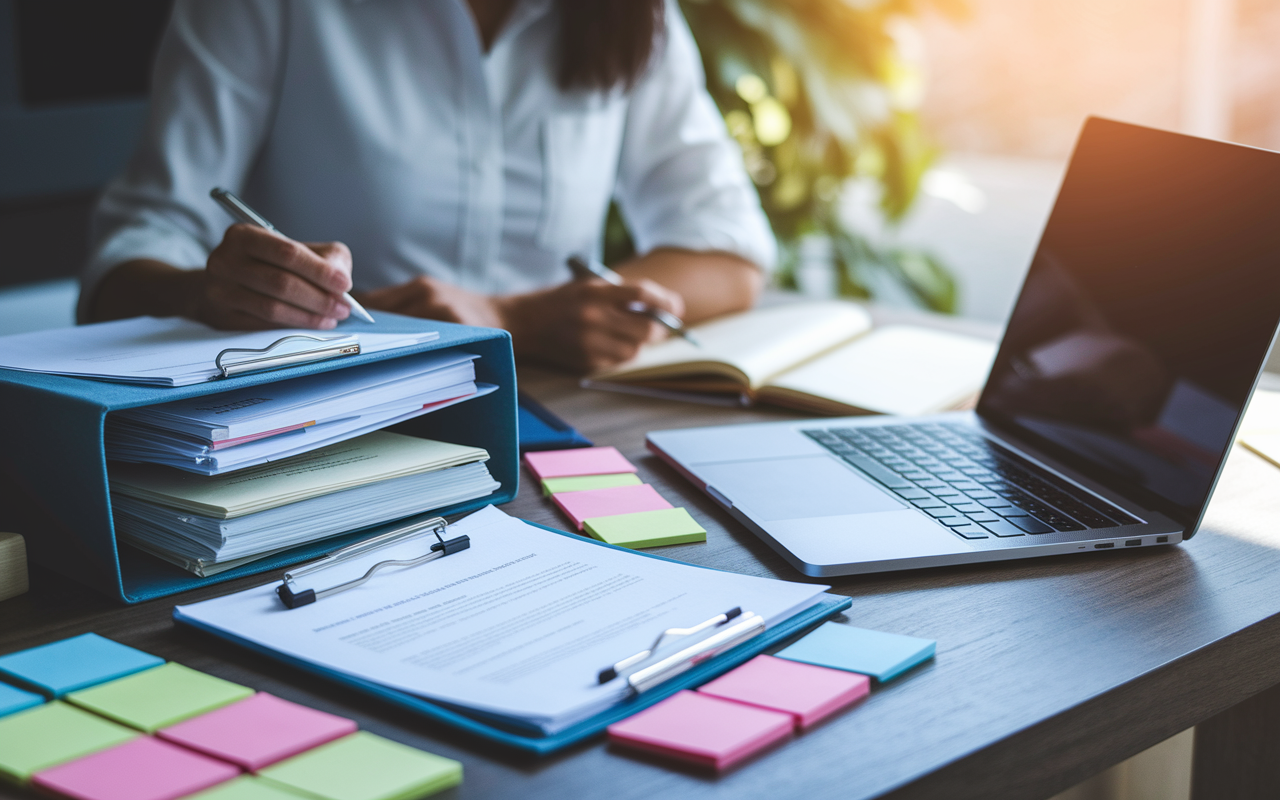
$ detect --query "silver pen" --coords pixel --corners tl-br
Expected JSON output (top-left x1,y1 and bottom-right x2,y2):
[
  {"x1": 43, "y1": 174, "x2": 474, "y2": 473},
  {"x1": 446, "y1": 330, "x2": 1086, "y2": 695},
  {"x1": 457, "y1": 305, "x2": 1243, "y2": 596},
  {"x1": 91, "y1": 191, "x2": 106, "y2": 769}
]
[
  {"x1": 566, "y1": 256, "x2": 700, "y2": 346},
  {"x1": 210, "y1": 187, "x2": 375, "y2": 324}
]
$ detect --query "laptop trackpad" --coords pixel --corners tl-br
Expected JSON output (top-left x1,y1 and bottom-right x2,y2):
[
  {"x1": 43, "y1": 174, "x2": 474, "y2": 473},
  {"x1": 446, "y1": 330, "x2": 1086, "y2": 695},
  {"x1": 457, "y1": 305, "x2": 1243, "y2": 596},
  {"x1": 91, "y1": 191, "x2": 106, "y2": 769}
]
[{"x1": 695, "y1": 456, "x2": 903, "y2": 521}]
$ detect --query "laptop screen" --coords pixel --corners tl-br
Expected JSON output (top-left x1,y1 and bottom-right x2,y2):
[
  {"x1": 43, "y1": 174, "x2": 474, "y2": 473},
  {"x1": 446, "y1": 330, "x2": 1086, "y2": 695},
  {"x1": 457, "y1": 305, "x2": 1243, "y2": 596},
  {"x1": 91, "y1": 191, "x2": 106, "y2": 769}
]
[{"x1": 978, "y1": 118, "x2": 1280, "y2": 526}]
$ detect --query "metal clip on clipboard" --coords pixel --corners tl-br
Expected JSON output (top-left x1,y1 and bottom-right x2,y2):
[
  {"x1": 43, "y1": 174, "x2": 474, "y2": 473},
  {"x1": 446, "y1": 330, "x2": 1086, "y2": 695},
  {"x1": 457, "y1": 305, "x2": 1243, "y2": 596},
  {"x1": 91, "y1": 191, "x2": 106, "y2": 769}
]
[
  {"x1": 277, "y1": 516, "x2": 471, "y2": 609},
  {"x1": 215, "y1": 334, "x2": 362, "y2": 379},
  {"x1": 597, "y1": 607, "x2": 767, "y2": 695}
]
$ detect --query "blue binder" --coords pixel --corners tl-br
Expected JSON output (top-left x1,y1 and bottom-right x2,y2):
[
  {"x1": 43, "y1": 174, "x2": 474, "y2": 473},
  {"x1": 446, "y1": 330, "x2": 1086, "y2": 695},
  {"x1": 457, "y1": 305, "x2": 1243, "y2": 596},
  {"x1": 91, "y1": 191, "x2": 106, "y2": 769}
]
[
  {"x1": 0, "y1": 314, "x2": 518, "y2": 604},
  {"x1": 174, "y1": 518, "x2": 852, "y2": 754}
]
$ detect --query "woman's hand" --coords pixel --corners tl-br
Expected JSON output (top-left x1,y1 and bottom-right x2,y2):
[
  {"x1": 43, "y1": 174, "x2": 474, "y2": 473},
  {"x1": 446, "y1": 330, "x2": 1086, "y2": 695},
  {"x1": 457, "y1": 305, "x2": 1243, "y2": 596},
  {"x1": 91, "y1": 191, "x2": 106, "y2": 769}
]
[
  {"x1": 357, "y1": 274, "x2": 684, "y2": 373},
  {"x1": 504, "y1": 278, "x2": 685, "y2": 373},
  {"x1": 195, "y1": 224, "x2": 354, "y2": 329},
  {"x1": 88, "y1": 225, "x2": 356, "y2": 329}
]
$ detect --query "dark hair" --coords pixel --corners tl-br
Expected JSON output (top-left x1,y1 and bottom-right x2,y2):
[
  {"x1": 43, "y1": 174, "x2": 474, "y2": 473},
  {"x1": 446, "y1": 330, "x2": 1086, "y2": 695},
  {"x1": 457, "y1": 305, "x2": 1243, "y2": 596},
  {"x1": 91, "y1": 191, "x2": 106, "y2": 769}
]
[{"x1": 557, "y1": 0, "x2": 666, "y2": 91}]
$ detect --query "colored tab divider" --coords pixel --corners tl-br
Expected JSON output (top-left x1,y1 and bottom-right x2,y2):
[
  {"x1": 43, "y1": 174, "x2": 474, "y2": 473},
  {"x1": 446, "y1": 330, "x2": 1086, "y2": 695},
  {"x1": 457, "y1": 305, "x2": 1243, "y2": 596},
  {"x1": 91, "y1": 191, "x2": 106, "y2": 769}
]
[
  {"x1": 774, "y1": 622, "x2": 936, "y2": 682},
  {"x1": 524, "y1": 446, "x2": 636, "y2": 480},
  {"x1": 32, "y1": 735, "x2": 240, "y2": 800},
  {"x1": 541, "y1": 473, "x2": 641, "y2": 496},
  {"x1": 158, "y1": 693, "x2": 357, "y2": 771},
  {"x1": 584, "y1": 507, "x2": 706, "y2": 549},
  {"x1": 0, "y1": 633, "x2": 164, "y2": 697},
  {"x1": 0, "y1": 701, "x2": 138, "y2": 785},
  {"x1": 553, "y1": 483, "x2": 671, "y2": 530},
  {"x1": 0, "y1": 682, "x2": 43, "y2": 718},
  {"x1": 66, "y1": 662, "x2": 255, "y2": 733},
  {"x1": 258, "y1": 731, "x2": 463, "y2": 800}
]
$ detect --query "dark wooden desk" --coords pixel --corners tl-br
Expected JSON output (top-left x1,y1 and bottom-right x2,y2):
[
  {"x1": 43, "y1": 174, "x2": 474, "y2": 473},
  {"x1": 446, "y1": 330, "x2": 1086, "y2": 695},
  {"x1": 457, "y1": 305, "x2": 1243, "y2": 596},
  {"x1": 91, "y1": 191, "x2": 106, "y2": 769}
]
[{"x1": 4, "y1": 361, "x2": 1280, "y2": 800}]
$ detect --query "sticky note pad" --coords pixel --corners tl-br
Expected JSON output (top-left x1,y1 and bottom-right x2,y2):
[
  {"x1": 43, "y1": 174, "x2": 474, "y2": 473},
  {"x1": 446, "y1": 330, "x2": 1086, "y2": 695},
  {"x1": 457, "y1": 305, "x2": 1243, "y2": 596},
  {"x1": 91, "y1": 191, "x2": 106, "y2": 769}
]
[
  {"x1": 159, "y1": 693, "x2": 357, "y2": 771},
  {"x1": 775, "y1": 622, "x2": 936, "y2": 682},
  {"x1": 32, "y1": 735, "x2": 240, "y2": 800},
  {"x1": 553, "y1": 483, "x2": 672, "y2": 530},
  {"x1": 0, "y1": 633, "x2": 164, "y2": 697},
  {"x1": 67, "y1": 662, "x2": 254, "y2": 733},
  {"x1": 607, "y1": 690, "x2": 793, "y2": 771},
  {"x1": 259, "y1": 731, "x2": 462, "y2": 800},
  {"x1": 541, "y1": 473, "x2": 642, "y2": 496},
  {"x1": 697, "y1": 655, "x2": 869, "y2": 730},
  {"x1": 584, "y1": 507, "x2": 706, "y2": 549},
  {"x1": 187, "y1": 776, "x2": 315, "y2": 800},
  {"x1": 0, "y1": 682, "x2": 43, "y2": 717},
  {"x1": 524, "y1": 446, "x2": 636, "y2": 480},
  {"x1": 0, "y1": 701, "x2": 137, "y2": 784}
]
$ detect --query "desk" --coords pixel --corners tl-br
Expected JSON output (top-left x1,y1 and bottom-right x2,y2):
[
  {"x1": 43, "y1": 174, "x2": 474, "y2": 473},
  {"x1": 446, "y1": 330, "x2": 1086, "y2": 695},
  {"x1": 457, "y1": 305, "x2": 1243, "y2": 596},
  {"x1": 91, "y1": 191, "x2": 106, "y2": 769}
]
[{"x1": 4, "y1": 314, "x2": 1280, "y2": 800}]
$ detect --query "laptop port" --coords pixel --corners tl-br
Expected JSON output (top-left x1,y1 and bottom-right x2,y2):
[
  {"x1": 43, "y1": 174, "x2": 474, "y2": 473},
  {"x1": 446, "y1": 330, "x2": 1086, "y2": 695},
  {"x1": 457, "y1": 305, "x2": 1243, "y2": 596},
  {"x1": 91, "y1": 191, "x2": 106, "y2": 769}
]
[
  {"x1": 1156, "y1": 535, "x2": 1169, "y2": 543},
  {"x1": 1095, "y1": 542, "x2": 1114, "y2": 549},
  {"x1": 1125, "y1": 539, "x2": 1142, "y2": 547}
]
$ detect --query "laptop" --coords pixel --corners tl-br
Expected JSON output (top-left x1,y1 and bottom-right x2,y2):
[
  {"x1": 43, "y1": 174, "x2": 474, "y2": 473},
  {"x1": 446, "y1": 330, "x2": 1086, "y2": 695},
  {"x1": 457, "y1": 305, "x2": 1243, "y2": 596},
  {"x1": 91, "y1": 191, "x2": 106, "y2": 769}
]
[{"x1": 647, "y1": 117, "x2": 1280, "y2": 577}]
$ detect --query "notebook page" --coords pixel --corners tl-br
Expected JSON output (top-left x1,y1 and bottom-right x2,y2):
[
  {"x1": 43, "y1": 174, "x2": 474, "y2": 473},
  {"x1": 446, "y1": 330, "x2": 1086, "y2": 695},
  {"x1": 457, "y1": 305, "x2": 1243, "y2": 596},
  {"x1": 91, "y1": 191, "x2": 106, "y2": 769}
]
[{"x1": 594, "y1": 302, "x2": 872, "y2": 389}]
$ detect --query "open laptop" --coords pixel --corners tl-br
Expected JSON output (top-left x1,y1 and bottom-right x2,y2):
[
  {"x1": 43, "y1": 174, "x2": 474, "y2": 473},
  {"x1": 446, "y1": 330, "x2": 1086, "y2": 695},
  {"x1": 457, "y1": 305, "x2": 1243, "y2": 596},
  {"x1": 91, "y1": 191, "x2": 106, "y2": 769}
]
[{"x1": 647, "y1": 117, "x2": 1280, "y2": 577}]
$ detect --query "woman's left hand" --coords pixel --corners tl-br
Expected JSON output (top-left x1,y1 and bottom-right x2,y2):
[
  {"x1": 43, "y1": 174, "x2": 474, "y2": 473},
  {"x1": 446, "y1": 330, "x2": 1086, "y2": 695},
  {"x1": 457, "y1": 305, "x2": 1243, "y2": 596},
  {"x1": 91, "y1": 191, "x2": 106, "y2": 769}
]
[{"x1": 356, "y1": 276, "x2": 506, "y2": 328}]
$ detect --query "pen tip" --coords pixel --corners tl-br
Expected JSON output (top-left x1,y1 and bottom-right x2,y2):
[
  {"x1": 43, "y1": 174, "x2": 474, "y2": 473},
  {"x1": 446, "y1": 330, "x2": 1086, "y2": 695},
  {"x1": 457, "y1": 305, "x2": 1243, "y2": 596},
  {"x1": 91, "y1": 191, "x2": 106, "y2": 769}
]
[{"x1": 597, "y1": 668, "x2": 618, "y2": 684}]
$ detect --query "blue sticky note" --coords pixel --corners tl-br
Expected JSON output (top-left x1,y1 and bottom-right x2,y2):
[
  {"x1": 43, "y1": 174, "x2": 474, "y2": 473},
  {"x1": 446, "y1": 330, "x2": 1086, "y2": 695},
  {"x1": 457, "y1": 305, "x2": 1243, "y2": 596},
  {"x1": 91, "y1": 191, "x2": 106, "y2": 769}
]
[
  {"x1": 775, "y1": 623, "x2": 936, "y2": 682},
  {"x1": 0, "y1": 682, "x2": 43, "y2": 717},
  {"x1": 0, "y1": 634, "x2": 165, "y2": 697}
]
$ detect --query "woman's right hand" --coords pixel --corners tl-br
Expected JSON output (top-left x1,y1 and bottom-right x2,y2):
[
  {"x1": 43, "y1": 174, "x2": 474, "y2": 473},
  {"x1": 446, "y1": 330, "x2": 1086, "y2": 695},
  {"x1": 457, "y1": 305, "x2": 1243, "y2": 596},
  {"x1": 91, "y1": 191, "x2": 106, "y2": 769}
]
[{"x1": 192, "y1": 224, "x2": 355, "y2": 329}]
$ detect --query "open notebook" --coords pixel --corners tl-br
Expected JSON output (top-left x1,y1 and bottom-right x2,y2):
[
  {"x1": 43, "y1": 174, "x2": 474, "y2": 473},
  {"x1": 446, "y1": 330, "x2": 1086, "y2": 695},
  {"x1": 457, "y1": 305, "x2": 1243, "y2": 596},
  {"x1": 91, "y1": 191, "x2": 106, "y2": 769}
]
[{"x1": 588, "y1": 302, "x2": 998, "y2": 416}]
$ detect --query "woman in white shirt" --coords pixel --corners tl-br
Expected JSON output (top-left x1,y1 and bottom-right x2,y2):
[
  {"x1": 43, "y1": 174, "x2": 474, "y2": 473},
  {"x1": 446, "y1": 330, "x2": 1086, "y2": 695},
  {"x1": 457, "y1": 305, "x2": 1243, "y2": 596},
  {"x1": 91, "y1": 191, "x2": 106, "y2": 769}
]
[{"x1": 82, "y1": 0, "x2": 774, "y2": 372}]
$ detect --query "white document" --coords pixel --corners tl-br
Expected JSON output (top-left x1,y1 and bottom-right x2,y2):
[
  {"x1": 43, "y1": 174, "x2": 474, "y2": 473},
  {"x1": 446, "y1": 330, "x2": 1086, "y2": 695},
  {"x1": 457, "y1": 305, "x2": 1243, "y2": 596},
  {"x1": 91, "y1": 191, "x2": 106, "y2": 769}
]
[
  {"x1": 110, "y1": 431, "x2": 493, "y2": 518},
  {"x1": 174, "y1": 506, "x2": 829, "y2": 733},
  {"x1": 115, "y1": 461, "x2": 500, "y2": 564},
  {"x1": 117, "y1": 351, "x2": 479, "y2": 441},
  {"x1": 109, "y1": 384, "x2": 497, "y2": 474},
  {"x1": 0, "y1": 317, "x2": 439, "y2": 386}
]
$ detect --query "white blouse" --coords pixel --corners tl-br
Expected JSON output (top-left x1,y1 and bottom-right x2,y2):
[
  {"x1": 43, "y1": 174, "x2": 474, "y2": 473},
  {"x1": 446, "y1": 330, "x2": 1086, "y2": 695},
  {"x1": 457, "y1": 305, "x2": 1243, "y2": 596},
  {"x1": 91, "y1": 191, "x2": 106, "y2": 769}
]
[{"x1": 80, "y1": 0, "x2": 775, "y2": 321}]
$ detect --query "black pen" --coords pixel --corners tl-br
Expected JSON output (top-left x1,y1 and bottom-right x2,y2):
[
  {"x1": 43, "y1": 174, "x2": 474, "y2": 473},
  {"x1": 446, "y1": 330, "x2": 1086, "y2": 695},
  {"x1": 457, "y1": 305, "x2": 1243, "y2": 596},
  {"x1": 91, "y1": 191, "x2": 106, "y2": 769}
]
[{"x1": 566, "y1": 256, "x2": 700, "y2": 346}]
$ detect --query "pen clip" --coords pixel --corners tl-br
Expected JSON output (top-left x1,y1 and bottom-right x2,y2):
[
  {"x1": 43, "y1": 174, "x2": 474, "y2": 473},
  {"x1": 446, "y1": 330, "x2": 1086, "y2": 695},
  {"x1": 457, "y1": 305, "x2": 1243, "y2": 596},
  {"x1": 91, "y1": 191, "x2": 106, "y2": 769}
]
[
  {"x1": 215, "y1": 334, "x2": 360, "y2": 379},
  {"x1": 624, "y1": 611, "x2": 766, "y2": 695},
  {"x1": 597, "y1": 607, "x2": 742, "y2": 684}
]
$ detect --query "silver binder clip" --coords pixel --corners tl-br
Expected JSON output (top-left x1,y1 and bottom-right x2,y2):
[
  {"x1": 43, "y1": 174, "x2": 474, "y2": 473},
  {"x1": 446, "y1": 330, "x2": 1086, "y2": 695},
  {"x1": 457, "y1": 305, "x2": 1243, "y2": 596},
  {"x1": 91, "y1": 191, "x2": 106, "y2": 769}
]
[
  {"x1": 277, "y1": 516, "x2": 470, "y2": 609},
  {"x1": 215, "y1": 334, "x2": 361, "y2": 379}
]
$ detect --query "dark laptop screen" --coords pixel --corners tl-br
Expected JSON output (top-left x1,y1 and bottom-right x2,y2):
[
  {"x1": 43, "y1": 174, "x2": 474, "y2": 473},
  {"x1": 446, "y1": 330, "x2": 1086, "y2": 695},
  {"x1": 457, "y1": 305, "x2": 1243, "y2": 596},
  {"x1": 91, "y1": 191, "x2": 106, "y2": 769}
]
[{"x1": 978, "y1": 118, "x2": 1280, "y2": 526}]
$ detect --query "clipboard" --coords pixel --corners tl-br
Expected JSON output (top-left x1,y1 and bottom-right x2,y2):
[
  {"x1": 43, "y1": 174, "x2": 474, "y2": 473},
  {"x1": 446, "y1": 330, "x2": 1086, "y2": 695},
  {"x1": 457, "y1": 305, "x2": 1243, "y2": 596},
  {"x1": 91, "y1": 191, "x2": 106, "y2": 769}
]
[{"x1": 173, "y1": 517, "x2": 851, "y2": 755}]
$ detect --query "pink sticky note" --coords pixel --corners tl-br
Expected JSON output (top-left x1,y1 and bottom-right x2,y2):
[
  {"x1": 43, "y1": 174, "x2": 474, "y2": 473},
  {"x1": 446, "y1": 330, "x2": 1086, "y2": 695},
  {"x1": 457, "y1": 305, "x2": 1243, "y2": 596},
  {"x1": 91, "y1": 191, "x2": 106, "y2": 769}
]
[
  {"x1": 524, "y1": 446, "x2": 636, "y2": 480},
  {"x1": 607, "y1": 690, "x2": 792, "y2": 771},
  {"x1": 552, "y1": 483, "x2": 672, "y2": 530},
  {"x1": 32, "y1": 736, "x2": 239, "y2": 800},
  {"x1": 158, "y1": 692, "x2": 357, "y2": 771},
  {"x1": 697, "y1": 655, "x2": 870, "y2": 730}
]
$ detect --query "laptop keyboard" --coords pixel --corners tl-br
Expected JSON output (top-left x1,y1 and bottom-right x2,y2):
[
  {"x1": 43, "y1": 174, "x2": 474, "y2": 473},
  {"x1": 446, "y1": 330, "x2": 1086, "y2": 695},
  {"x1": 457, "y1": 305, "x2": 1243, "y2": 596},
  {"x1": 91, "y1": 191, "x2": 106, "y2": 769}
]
[{"x1": 802, "y1": 422, "x2": 1140, "y2": 540}]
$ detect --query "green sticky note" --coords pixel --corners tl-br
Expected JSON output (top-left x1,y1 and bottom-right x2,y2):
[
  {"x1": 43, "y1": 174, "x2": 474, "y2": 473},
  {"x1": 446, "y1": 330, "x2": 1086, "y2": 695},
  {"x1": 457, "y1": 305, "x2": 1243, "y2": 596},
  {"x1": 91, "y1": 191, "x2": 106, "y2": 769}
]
[
  {"x1": 0, "y1": 700, "x2": 137, "y2": 784},
  {"x1": 259, "y1": 731, "x2": 462, "y2": 800},
  {"x1": 584, "y1": 507, "x2": 707, "y2": 549},
  {"x1": 187, "y1": 775, "x2": 315, "y2": 800},
  {"x1": 66, "y1": 662, "x2": 253, "y2": 733},
  {"x1": 542, "y1": 473, "x2": 642, "y2": 496}
]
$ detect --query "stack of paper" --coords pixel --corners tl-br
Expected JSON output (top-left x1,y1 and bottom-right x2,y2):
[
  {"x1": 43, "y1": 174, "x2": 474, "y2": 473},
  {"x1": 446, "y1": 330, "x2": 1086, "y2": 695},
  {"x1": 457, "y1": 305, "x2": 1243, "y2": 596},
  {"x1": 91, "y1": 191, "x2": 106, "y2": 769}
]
[
  {"x1": 0, "y1": 316, "x2": 440, "y2": 387},
  {"x1": 112, "y1": 432, "x2": 500, "y2": 575},
  {"x1": 106, "y1": 351, "x2": 495, "y2": 475}
]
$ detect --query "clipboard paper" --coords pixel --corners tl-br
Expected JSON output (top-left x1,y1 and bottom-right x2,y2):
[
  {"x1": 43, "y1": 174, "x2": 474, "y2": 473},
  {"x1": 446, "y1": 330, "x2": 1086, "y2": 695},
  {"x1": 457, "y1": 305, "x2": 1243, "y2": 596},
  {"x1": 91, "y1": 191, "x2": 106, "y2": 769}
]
[{"x1": 174, "y1": 513, "x2": 850, "y2": 754}]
